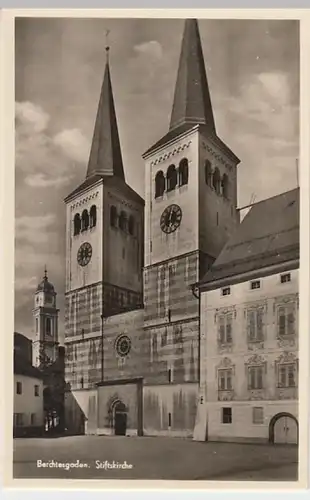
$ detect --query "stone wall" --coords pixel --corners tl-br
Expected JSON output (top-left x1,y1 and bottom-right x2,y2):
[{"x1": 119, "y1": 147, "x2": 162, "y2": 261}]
[
  {"x1": 64, "y1": 308, "x2": 144, "y2": 390},
  {"x1": 143, "y1": 383, "x2": 198, "y2": 436}
]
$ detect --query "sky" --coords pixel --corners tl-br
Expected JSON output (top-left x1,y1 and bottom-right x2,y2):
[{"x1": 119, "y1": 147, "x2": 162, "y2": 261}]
[{"x1": 15, "y1": 17, "x2": 300, "y2": 341}]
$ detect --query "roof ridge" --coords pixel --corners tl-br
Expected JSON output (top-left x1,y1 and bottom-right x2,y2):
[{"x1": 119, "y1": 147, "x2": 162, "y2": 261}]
[
  {"x1": 238, "y1": 187, "x2": 299, "y2": 211},
  {"x1": 210, "y1": 243, "x2": 300, "y2": 272},
  {"x1": 228, "y1": 225, "x2": 299, "y2": 250}
]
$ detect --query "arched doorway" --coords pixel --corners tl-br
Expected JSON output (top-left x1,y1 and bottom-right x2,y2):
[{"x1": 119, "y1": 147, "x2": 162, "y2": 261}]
[
  {"x1": 269, "y1": 413, "x2": 298, "y2": 444},
  {"x1": 113, "y1": 401, "x2": 127, "y2": 436}
]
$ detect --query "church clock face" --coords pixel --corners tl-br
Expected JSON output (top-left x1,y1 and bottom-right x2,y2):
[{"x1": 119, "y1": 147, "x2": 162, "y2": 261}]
[
  {"x1": 160, "y1": 204, "x2": 182, "y2": 234},
  {"x1": 77, "y1": 242, "x2": 92, "y2": 267}
]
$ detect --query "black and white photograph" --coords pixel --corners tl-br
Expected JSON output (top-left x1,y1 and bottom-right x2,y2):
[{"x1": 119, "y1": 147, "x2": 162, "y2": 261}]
[{"x1": 10, "y1": 12, "x2": 303, "y2": 484}]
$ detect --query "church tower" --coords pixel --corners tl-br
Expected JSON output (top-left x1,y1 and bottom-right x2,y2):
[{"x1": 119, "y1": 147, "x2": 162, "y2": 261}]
[
  {"x1": 64, "y1": 46, "x2": 144, "y2": 390},
  {"x1": 142, "y1": 19, "x2": 240, "y2": 392},
  {"x1": 33, "y1": 268, "x2": 59, "y2": 367}
]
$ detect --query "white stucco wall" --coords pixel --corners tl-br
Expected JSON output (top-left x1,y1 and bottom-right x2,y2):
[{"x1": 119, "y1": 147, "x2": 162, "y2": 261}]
[
  {"x1": 198, "y1": 267, "x2": 299, "y2": 442},
  {"x1": 14, "y1": 374, "x2": 44, "y2": 427}
]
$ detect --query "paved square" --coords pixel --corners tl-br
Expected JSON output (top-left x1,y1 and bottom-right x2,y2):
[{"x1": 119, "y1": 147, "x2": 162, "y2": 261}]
[{"x1": 13, "y1": 435, "x2": 298, "y2": 481}]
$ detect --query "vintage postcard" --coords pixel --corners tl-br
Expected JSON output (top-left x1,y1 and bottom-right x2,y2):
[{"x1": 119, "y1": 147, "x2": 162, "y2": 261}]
[{"x1": 2, "y1": 7, "x2": 309, "y2": 490}]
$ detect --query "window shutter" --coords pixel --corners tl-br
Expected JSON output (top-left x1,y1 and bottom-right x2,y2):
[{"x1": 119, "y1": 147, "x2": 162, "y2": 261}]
[
  {"x1": 227, "y1": 370, "x2": 232, "y2": 390},
  {"x1": 287, "y1": 310, "x2": 295, "y2": 335},
  {"x1": 248, "y1": 367, "x2": 253, "y2": 389},
  {"x1": 256, "y1": 309, "x2": 263, "y2": 340},
  {"x1": 219, "y1": 317, "x2": 225, "y2": 343},
  {"x1": 248, "y1": 311, "x2": 255, "y2": 340},
  {"x1": 288, "y1": 364, "x2": 295, "y2": 387},
  {"x1": 278, "y1": 307, "x2": 286, "y2": 336},
  {"x1": 279, "y1": 365, "x2": 286, "y2": 387},
  {"x1": 257, "y1": 366, "x2": 263, "y2": 389},
  {"x1": 226, "y1": 315, "x2": 232, "y2": 343}
]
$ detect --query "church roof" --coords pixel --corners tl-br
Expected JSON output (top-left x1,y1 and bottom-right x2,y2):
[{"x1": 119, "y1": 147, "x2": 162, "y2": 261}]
[
  {"x1": 64, "y1": 174, "x2": 103, "y2": 201},
  {"x1": 170, "y1": 19, "x2": 216, "y2": 133},
  {"x1": 36, "y1": 268, "x2": 55, "y2": 294},
  {"x1": 199, "y1": 188, "x2": 299, "y2": 291},
  {"x1": 86, "y1": 48, "x2": 125, "y2": 181},
  {"x1": 143, "y1": 123, "x2": 240, "y2": 163},
  {"x1": 64, "y1": 173, "x2": 144, "y2": 205},
  {"x1": 143, "y1": 19, "x2": 216, "y2": 157}
]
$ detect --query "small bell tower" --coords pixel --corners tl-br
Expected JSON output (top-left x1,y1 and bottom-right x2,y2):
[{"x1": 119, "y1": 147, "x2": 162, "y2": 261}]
[{"x1": 32, "y1": 267, "x2": 59, "y2": 367}]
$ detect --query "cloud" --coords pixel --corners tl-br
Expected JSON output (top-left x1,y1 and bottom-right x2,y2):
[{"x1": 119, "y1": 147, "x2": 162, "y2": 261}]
[
  {"x1": 215, "y1": 70, "x2": 299, "y2": 206},
  {"x1": 53, "y1": 128, "x2": 90, "y2": 163},
  {"x1": 15, "y1": 101, "x2": 89, "y2": 186},
  {"x1": 134, "y1": 40, "x2": 163, "y2": 60},
  {"x1": 15, "y1": 275, "x2": 39, "y2": 292},
  {"x1": 15, "y1": 214, "x2": 57, "y2": 245},
  {"x1": 15, "y1": 102, "x2": 87, "y2": 339},
  {"x1": 16, "y1": 213, "x2": 56, "y2": 231},
  {"x1": 25, "y1": 173, "x2": 72, "y2": 188},
  {"x1": 127, "y1": 40, "x2": 165, "y2": 95},
  {"x1": 16, "y1": 101, "x2": 50, "y2": 133}
]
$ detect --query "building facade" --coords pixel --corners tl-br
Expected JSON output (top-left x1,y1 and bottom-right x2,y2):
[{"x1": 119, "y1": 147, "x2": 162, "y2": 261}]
[
  {"x1": 14, "y1": 347, "x2": 44, "y2": 437},
  {"x1": 63, "y1": 19, "x2": 299, "y2": 441},
  {"x1": 194, "y1": 189, "x2": 299, "y2": 444}
]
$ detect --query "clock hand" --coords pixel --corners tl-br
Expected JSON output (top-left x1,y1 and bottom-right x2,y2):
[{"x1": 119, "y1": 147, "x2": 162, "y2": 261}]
[{"x1": 169, "y1": 207, "x2": 173, "y2": 225}]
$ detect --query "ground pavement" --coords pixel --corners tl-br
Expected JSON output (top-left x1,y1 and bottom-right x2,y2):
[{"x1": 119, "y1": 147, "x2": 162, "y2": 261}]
[{"x1": 13, "y1": 435, "x2": 298, "y2": 481}]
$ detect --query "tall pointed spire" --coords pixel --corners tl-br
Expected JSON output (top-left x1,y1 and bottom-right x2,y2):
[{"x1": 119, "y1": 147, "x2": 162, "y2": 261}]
[
  {"x1": 86, "y1": 43, "x2": 125, "y2": 180},
  {"x1": 169, "y1": 19, "x2": 216, "y2": 133}
]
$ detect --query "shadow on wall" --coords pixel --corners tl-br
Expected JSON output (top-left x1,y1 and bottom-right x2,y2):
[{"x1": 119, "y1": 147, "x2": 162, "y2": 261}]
[{"x1": 64, "y1": 383, "x2": 87, "y2": 436}]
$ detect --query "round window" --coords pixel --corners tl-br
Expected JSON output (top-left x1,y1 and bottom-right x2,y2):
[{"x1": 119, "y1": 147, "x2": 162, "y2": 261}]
[{"x1": 115, "y1": 335, "x2": 131, "y2": 357}]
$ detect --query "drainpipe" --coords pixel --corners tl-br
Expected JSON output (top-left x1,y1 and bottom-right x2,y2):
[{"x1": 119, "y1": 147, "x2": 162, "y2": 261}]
[
  {"x1": 191, "y1": 283, "x2": 200, "y2": 384},
  {"x1": 100, "y1": 313, "x2": 104, "y2": 382}
]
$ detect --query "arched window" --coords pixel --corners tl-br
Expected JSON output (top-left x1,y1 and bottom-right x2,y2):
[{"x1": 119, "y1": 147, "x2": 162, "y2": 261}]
[
  {"x1": 166, "y1": 164, "x2": 177, "y2": 192},
  {"x1": 119, "y1": 211, "x2": 127, "y2": 231},
  {"x1": 222, "y1": 174, "x2": 229, "y2": 199},
  {"x1": 110, "y1": 205, "x2": 117, "y2": 227},
  {"x1": 155, "y1": 171, "x2": 165, "y2": 198},
  {"x1": 205, "y1": 160, "x2": 212, "y2": 187},
  {"x1": 81, "y1": 209, "x2": 89, "y2": 232},
  {"x1": 73, "y1": 213, "x2": 81, "y2": 235},
  {"x1": 89, "y1": 205, "x2": 97, "y2": 228},
  {"x1": 128, "y1": 215, "x2": 135, "y2": 235},
  {"x1": 179, "y1": 158, "x2": 189, "y2": 187},
  {"x1": 212, "y1": 167, "x2": 221, "y2": 194}
]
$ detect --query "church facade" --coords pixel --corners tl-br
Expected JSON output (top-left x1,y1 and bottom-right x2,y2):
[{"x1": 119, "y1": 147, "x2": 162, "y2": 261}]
[{"x1": 63, "y1": 19, "x2": 240, "y2": 437}]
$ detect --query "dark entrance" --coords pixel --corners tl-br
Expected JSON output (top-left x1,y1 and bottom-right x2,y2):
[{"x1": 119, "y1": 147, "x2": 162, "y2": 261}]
[{"x1": 114, "y1": 401, "x2": 127, "y2": 436}]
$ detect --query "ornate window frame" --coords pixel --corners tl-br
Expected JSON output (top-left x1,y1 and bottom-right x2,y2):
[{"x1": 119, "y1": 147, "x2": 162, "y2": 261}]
[
  {"x1": 245, "y1": 354, "x2": 267, "y2": 400},
  {"x1": 215, "y1": 307, "x2": 235, "y2": 352},
  {"x1": 216, "y1": 357, "x2": 235, "y2": 401},
  {"x1": 275, "y1": 351, "x2": 298, "y2": 388},
  {"x1": 245, "y1": 301, "x2": 267, "y2": 348}
]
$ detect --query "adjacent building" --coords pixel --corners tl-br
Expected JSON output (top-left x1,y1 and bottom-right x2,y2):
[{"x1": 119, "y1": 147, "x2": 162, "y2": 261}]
[
  {"x1": 194, "y1": 189, "x2": 299, "y2": 444},
  {"x1": 14, "y1": 333, "x2": 44, "y2": 437}
]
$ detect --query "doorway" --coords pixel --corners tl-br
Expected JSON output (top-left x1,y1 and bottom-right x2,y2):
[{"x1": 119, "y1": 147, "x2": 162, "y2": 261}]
[
  {"x1": 114, "y1": 401, "x2": 127, "y2": 436},
  {"x1": 269, "y1": 413, "x2": 298, "y2": 444}
]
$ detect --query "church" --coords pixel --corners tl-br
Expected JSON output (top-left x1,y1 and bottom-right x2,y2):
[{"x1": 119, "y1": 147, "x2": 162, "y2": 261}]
[{"x1": 60, "y1": 18, "x2": 299, "y2": 441}]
